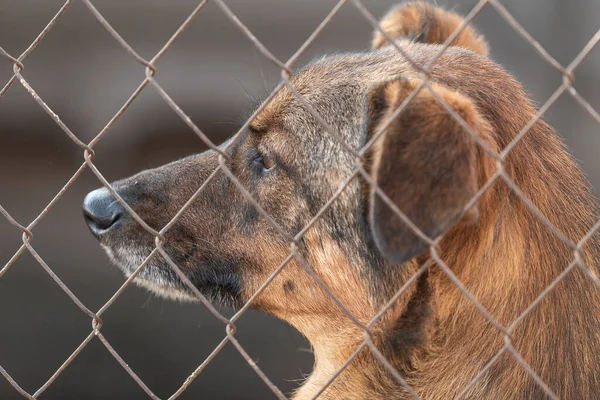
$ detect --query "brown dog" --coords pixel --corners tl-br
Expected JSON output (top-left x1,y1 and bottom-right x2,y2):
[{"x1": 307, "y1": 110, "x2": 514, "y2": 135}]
[{"x1": 82, "y1": 2, "x2": 600, "y2": 399}]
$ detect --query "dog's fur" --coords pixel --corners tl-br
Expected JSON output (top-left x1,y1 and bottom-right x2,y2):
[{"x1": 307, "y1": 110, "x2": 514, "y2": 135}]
[{"x1": 84, "y1": 2, "x2": 600, "y2": 399}]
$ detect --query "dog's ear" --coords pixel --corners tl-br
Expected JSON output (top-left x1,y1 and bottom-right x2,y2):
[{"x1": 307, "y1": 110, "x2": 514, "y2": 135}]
[
  {"x1": 366, "y1": 78, "x2": 487, "y2": 263},
  {"x1": 372, "y1": 2, "x2": 489, "y2": 56}
]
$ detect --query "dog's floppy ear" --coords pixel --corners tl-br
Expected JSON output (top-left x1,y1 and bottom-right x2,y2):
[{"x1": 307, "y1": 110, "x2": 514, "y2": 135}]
[
  {"x1": 372, "y1": 2, "x2": 489, "y2": 56},
  {"x1": 367, "y1": 79, "x2": 486, "y2": 263}
]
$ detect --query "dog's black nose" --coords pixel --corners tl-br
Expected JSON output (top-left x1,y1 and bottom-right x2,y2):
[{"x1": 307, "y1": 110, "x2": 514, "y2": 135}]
[{"x1": 83, "y1": 187, "x2": 124, "y2": 237}]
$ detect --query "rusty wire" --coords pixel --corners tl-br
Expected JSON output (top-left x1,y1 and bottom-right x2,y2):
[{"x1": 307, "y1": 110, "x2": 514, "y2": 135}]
[{"x1": 0, "y1": 0, "x2": 599, "y2": 399}]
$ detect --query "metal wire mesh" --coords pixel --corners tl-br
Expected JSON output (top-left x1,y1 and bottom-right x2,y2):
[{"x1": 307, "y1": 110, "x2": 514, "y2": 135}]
[{"x1": 0, "y1": 1, "x2": 599, "y2": 399}]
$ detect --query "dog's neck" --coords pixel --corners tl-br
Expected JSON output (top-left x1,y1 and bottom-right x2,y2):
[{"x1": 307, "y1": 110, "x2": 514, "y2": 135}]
[
  {"x1": 291, "y1": 323, "x2": 415, "y2": 400},
  {"x1": 292, "y1": 209, "x2": 600, "y2": 399},
  {"x1": 290, "y1": 271, "x2": 432, "y2": 400}
]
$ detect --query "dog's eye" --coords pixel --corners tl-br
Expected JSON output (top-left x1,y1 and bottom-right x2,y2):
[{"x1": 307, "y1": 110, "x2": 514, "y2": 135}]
[{"x1": 253, "y1": 153, "x2": 276, "y2": 172}]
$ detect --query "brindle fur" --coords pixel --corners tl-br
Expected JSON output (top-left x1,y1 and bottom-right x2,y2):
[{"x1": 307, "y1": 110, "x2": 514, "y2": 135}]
[{"x1": 85, "y1": 2, "x2": 600, "y2": 399}]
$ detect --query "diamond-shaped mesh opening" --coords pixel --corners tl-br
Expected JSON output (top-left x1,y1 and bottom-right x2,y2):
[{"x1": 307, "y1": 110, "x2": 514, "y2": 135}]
[
  {"x1": 0, "y1": 251, "x2": 92, "y2": 393},
  {"x1": 1, "y1": 0, "x2": 599, "y2": 399},
  {"x1": 38, "y1": 337, "x2": 158, "y2": 399}
]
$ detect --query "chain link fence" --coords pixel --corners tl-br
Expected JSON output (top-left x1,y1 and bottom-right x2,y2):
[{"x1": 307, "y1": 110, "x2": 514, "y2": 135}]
[{"x1": 0, "y1": 0, "x2": 599, "y2": 399}]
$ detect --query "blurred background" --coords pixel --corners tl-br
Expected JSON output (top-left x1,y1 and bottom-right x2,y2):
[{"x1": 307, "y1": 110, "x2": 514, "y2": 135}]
[{"x1": 0, "y1": 0, "x2": 598, "y2": 398}]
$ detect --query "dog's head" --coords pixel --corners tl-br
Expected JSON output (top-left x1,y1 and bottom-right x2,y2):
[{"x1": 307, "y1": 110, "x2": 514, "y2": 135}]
[{"x1": 83, "y1": 3, "x2": 497, "y2": 338}]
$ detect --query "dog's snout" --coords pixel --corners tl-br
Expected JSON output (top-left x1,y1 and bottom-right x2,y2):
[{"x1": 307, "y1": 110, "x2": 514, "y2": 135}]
[{"x1": 82, "y1": 187, "x2": 124, "y2": 237}]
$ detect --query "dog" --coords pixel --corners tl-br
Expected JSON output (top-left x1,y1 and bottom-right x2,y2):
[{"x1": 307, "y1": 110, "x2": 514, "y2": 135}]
[{"x1": 82, "y1": 2, "x2": 600, "y2": 399}]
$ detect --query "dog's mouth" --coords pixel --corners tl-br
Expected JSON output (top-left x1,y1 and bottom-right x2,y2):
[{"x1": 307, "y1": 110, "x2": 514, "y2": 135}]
[{"x1": 102, "y1": 243, "x2": 244, "y2": 307}]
